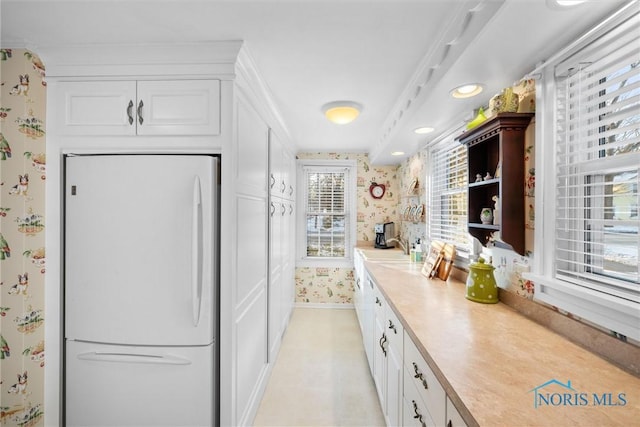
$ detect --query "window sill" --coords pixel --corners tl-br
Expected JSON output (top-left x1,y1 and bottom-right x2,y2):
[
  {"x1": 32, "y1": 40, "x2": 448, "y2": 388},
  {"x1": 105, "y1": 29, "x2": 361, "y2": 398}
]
[
  {"x1": 296, "y1": 257, "x2": 353, "y2": 269},
  {"x1": 523, "y1": 272, "x2": 640, "y2": 342}
]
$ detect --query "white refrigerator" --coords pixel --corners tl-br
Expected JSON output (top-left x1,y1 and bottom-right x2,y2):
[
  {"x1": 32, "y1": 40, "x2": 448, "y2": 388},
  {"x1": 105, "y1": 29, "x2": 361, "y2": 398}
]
[{"x1": 64, "y1": 154, "x2": 219, "y2": 427}]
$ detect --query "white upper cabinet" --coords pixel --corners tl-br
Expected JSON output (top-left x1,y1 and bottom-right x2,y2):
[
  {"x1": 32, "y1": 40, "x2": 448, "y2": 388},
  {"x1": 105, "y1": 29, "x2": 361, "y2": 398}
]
[{"x1": 53, "y1": 79, "x2": 221, "y2": 136}]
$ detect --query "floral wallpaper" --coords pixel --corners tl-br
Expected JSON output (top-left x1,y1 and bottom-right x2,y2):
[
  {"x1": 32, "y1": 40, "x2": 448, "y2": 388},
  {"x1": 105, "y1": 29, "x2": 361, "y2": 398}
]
[
  {"x1": 295, "y1": 152, "x2": 399, "y2": 304},
  {"x1": 0, "y1": 49, "x2": 47, "y2": 427}
]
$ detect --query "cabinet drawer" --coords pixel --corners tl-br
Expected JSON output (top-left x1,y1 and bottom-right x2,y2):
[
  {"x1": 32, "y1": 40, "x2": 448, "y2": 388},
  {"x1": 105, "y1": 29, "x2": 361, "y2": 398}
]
[
  {"x1": 385, "y1": 304, "x2": 403, "y2": 354},
  {"x1": 372, "y1": 281, "x2": 385, "y2": 319},
  {"x1": 403, "y1": 332, "x2": 446, "y2": 426},
  {"x1": 403, "y1": 370, "x2": 435, "y2": 427}
]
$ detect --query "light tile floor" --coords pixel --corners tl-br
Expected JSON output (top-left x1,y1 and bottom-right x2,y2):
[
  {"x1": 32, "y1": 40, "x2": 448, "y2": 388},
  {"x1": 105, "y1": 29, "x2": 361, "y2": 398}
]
[{"x1": 253, "y1": 308, "x2": 386, "y2": 427}]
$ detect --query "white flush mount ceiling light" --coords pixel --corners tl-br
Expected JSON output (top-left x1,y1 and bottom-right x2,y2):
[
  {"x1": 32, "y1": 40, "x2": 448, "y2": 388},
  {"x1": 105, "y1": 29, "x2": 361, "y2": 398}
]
[
  {"x1": 450, "y1": 83, "x2": 484, "y2": 99},
  {"x1": 546, "y1": 0, "x2": 586, "y2": 9},
  {"x1": 414, "y1": 126, "x2": 435, "y2": 135},
  {"x1": 322, "y1": 101, "x2": 362, "y2": 125},
  {"x1": 391, "y1": 151, "x2": 405, "y2": 156}
]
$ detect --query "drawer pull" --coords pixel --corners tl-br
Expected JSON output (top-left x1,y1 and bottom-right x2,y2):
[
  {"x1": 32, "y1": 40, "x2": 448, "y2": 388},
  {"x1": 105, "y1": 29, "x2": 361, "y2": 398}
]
[
  {"x1": 412, "y1": 362, "x2": 429, "y2": 390},
  {"x1": 447, "y1": 421, "x2": 453, "y2": 427},
  {"x1": 388, "y1": 319, "x2": 397, "y2": 334},
  {"x1": 270, "y1": 174, "x2": 276, "y2": 189},
  {"x1": 375, "y1": 297, "x2": 382, "y2": 307},
  {"x1": 412, "y1": 400, "x2": 426, "y2": 427}
]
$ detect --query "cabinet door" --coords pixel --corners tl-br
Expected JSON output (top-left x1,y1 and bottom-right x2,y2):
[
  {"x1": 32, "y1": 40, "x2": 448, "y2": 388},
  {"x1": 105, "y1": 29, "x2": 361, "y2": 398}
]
[
  {"x1": 269, "y1": 130, "x2": 285, "y2": 196},
  {"x1": 363, "y1": 274, "x2": 375, "y2": 374},
  {"x1": 385, "y1": 306, "x2": 403, "y2": 427},
  {"x1": 446, "y1": 397, "x2": 467, "y2": 427},
  {"x1": 386, "y1": 334, "x2": 403, "y2": 426},
  {"x1": 136, "y1": 80, "x2": 220, "y2": 136},
  {"x1": 373, "y1": 311, "x2": 387, "y2": 408},
  {"x1": 54, "y1": 80, "x2": 137, "y2": 135},
  {"x1": 279, "y1": 201, "x2": 294, "y2": 331}
]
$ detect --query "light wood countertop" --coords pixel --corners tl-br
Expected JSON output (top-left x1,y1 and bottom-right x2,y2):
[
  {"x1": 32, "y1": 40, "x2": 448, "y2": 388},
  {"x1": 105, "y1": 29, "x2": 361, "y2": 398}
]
[{"x1": 363, "y1": 259, "x2": 640, "y2": 426}]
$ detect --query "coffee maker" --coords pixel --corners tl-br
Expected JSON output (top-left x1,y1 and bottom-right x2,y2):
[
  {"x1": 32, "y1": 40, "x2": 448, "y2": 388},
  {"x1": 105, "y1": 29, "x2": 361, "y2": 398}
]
[{"x1": 374, "y1": 222, "x2": 395, "y2": 249}]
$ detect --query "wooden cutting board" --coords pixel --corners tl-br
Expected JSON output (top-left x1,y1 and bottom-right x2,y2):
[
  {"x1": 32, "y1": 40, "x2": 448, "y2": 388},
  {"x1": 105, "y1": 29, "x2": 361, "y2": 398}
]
[{"x1": 421, "y1": 240, "x2": 456, "y2": 281}]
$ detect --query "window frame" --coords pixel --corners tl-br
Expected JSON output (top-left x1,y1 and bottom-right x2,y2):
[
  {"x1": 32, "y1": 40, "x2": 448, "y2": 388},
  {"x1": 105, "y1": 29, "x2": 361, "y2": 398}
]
[
  {"x1": 295, "y1": 159, "x2": 357, "y2": 268},
  {"x1": 525, "y1": 6, "x2": 640, "y2": 341},
  {"x1": 427, "y1": 129, "x2": 472, "y2": 263}
]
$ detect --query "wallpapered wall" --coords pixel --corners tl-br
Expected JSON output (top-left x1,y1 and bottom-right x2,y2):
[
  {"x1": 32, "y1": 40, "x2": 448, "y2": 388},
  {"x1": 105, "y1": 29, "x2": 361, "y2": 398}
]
[
  {"x1": 295, "y1": 153, "x2": 399, "y2": 304},
  {"x1": 0, "y1": 49, "x2": 47, "y2": 427}
]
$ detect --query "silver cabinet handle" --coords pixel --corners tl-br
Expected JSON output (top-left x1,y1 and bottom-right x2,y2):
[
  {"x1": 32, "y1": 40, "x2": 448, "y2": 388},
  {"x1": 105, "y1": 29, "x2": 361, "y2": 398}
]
[
  {"x1": 289, "y1": 185, "x2": 294, "y2": 196},
  {"x1": 281, "y1": 203, "x2": 286, "y2": 216},
  {"x1": 270, "y1": 202, "x2": 276, "y2": 217},
  {"x1": 270, "y1": 174, "x2": 276, "y2": 189},
  {"x1": 127, "y1": 100, "x2": 134, "y2": 125},
  {"x1": 289, "y1": 204, "x2": 293, "y2": 215},
  {"x1": 280, "y1": 180, "x2": 286, "y2": 193},
  {"x1": 137, "y1": 99, "x2": 144, "y2": 125}
]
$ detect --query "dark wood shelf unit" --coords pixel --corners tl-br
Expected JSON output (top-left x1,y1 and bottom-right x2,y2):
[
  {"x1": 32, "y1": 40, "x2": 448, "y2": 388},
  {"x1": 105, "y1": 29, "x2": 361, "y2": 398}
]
[{"x1": 457, "y1": 113, "x2": 534, "y2": 255}]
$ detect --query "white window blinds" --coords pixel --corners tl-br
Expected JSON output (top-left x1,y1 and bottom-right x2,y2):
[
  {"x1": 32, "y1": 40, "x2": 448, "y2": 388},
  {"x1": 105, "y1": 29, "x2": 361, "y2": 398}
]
[
  {"x1": 555, "y1": 11, "x2": 640, "y2": 300},
  {"x1": 303, "y1": 167, "x2": 349, "y2": 258},
  {"x1": 429, "y1": 136, "x2": 469, "y2": 253}
]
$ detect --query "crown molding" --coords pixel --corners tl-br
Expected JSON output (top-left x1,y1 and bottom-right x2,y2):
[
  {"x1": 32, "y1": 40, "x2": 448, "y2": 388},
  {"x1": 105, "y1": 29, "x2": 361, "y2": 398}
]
[{"x1": 37, "y1": 41, "x2": 243, "y2": 78}]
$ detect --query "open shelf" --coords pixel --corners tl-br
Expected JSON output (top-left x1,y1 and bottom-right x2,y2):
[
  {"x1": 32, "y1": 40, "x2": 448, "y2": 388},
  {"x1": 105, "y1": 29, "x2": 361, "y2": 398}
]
[{"x1": 457, "y1": 113, "x2": 533, "y2": 255}]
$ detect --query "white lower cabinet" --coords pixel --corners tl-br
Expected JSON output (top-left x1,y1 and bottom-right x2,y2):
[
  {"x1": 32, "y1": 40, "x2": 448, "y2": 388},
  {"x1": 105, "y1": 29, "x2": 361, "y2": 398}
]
[
  {"x1": 358, "y1": 258, "x2": 469, "y2": 427},
  {"x1": 370, "y1": 279, "x2": 403, "y2": 426},
  {"x1": 385, "y1": 304, "x2": 403, "y2": 427}
]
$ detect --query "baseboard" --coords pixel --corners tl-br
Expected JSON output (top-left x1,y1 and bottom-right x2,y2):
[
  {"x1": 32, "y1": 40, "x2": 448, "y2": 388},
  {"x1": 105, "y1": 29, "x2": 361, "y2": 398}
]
[{"x1": 294, "y1": 302, "x2": 354, "y2": 310}]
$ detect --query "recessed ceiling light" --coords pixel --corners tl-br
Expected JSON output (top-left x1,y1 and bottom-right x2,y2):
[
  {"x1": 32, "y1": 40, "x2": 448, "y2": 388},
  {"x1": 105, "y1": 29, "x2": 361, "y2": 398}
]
[
  {"x1": 414, "y1": 127, "x2": 435, "y2": 135},
  {"x1": 450, "y1": 84, "x2": 484, "y2": 99},
  {"x1": 322, "y1": 101, "x2": 362, "y2": 125},
  {"x1": 391, "y1": 151, "x2": 405, "y2": 156}
]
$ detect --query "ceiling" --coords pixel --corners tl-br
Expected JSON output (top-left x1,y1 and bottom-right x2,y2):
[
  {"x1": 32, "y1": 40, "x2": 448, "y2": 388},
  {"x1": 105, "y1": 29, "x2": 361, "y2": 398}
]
[{"x1": 1, "y1": 0, "x2": 630, "y2": 164}]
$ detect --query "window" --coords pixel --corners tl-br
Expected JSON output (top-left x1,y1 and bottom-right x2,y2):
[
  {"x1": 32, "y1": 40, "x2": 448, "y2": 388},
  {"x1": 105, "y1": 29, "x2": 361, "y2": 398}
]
[
  {"x1": 297, "y1": 160, "x2": 356, "y2": 265},
  {"x1": 428, "y1": 133, "x2": 470, "y2": 256},
  {"x1": 529, "y1": 7, "x2": 639, "y2": 341}
]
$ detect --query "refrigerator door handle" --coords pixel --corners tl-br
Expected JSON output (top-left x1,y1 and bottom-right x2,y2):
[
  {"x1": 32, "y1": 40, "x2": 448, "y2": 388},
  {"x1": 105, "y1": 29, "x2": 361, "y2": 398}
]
[
  {"x1": 192, "y1": 176, "x2": 203, "y2": 327},
  {"x1": 77, "y1": 351, "x2": 192, "y2": 365}
]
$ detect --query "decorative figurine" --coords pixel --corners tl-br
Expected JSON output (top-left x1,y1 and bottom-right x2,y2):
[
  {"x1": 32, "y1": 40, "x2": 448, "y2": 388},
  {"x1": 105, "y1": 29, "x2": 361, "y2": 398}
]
[
  {"x1": 492, "y1": 195, "x2": 500, "y2": 226},
  {"x1": 484, "y1": 172, "x2": 492, "y2": 180},
  {"x1": 475, "y1": 173, "x2": 483, "y2": 183}
]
